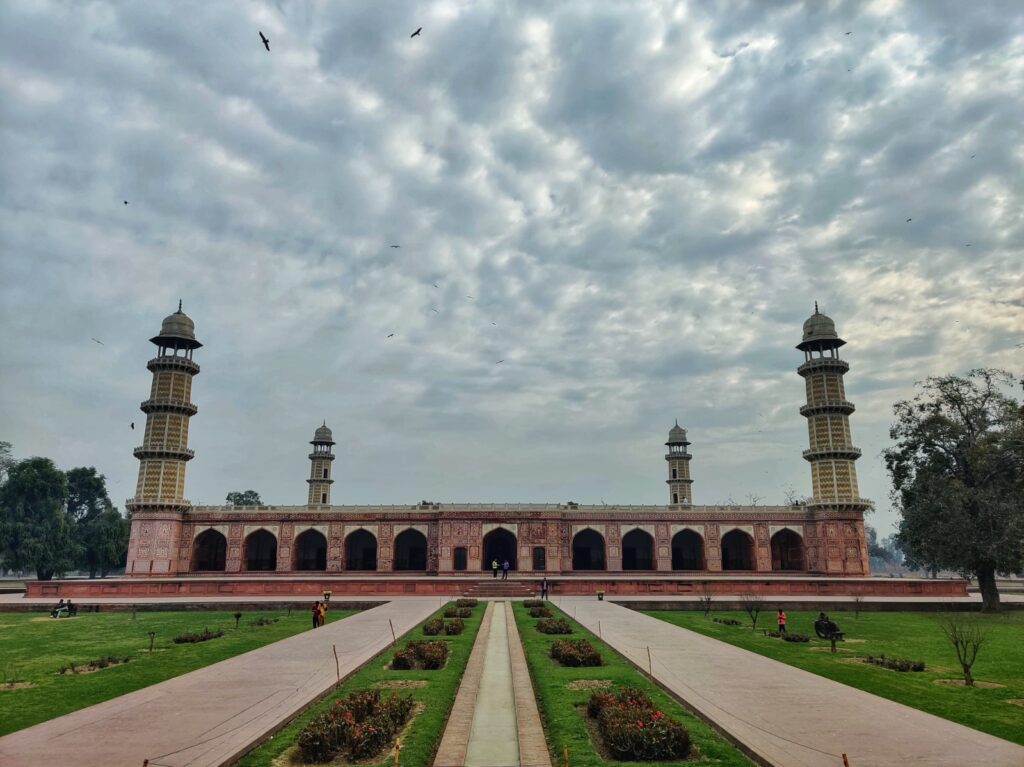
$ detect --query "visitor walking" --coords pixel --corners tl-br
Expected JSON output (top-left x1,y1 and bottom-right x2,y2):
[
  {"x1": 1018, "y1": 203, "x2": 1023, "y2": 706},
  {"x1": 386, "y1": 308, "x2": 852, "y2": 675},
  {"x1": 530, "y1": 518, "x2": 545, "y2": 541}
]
[
  {"x1": 492, "y1": 559, "x2": 499, "y2": 578},
  {"x1": 540, "y1": 576, "x2": 548, "y2": 600},
  {"x1": 318, "y1": 601, "x2": 327, "y2": 627},
  {"x1": 501, "y1": 560, "x2": 510, "y2": 580},
  {"x1": 777, "y1": 609, "x2": 787, "y2": 635},
  {"x1": 311, "y1": 601, "x2": 321, "y2": 629}
]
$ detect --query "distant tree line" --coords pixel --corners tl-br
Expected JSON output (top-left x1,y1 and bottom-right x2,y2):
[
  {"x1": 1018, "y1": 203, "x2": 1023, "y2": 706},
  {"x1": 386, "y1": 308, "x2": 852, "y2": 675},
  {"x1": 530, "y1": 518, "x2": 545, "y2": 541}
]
[{"x1": 0, "y1": 441, "x2": 130, "y2": 580}]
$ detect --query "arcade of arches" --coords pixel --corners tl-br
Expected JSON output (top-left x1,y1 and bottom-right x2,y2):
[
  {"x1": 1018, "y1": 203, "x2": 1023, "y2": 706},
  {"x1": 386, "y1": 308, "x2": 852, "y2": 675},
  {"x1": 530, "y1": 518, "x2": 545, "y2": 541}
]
[{"x1": 184, "y1": 523, "x2": 815, "y2": 574}]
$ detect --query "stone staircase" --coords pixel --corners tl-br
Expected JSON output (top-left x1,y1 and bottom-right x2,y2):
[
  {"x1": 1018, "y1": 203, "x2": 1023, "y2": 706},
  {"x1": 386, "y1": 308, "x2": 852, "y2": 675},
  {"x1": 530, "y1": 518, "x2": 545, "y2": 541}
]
[{"x1": 462, "y1": 578, "x2": 537, "y2": 599}]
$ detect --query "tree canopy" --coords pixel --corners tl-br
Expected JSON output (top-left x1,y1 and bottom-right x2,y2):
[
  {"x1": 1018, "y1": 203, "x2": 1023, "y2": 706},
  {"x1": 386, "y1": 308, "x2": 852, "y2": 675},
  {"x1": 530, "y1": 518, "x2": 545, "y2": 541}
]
[
  {"x1": 884, "y1": 369, "x2": 1023, "y2": 611},
  {"x1": 226, "y1": 490, "x2": 262, "y2": 506},
  {"x1": 0, "y1": 441, "x2": 13, "y2": 484},
  {"x1": 0, "y1": 457, "x2": 78, "y2": 580},
  {"x1": 67, "y1": 467, "x2": 129, "y2": 577}
]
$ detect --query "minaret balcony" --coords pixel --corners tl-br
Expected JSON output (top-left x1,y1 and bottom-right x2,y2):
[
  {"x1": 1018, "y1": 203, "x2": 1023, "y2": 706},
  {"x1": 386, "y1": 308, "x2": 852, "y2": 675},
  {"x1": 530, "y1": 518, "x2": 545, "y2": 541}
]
[
  {"x1": 140, "y1": 398, "x2": 199, "y2": 416},
  {"x1": 797, "y1": 357, "x2": 849, "y2": 377},
  {"x1": 799, "y1": 400, "x2": 855, "y2": 417},
  {"x1": 663, "y1": 452, "x2": 692, "y2": 461},
  {"x1": 308, "y1": 452, "x2": 337, "y2": 461},
  {"x1": 665, "y1": 478, "x2": 694, "y2": 485},
  {"x1": 802, "y1": 446, "x2": 862, "y2": 462},
  {"x1": 147, "y1": 356, "x2": 201, "y2": 375},
  {"x1": 133, "y1": 445, "x2": 195, "y2": 461},
  {"x1": 307, "y1": 478, "x2": 335, "y2": 485}
]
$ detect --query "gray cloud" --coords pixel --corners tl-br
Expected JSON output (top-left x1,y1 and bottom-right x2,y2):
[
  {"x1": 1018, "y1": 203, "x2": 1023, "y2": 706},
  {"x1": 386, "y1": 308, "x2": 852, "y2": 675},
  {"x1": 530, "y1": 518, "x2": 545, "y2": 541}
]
[{"x1": 1, "y1": 0, "x2": 1022, "y2": 531}]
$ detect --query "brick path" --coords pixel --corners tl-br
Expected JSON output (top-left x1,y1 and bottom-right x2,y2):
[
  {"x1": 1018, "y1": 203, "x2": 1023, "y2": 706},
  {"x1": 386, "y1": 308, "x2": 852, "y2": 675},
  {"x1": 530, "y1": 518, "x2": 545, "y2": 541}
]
[
  {"x1": 559, "y1": 597, "x2": 1024, "y2": 767},
  {"x1": 0, "y1": 598, "x2": 437, "y2": 767}
]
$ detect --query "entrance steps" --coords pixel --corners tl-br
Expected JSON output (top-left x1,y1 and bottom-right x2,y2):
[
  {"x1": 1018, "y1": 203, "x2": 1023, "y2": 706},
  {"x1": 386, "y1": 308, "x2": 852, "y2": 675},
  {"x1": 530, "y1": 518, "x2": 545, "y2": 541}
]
[{"x1": 462, "y1": 579, "x2": 537, "y2": 599}]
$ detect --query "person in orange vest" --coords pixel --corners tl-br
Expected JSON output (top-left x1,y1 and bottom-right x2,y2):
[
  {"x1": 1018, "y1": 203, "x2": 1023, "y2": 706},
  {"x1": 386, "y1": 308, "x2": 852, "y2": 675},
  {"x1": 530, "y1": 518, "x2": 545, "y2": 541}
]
[{"x1": 777, "y1": 609, "x2": 787, "y2": 635}]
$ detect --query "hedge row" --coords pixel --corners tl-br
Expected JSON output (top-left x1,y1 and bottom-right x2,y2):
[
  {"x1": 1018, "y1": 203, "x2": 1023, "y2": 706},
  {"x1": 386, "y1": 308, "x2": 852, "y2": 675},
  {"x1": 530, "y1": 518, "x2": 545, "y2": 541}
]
[
  {"x1": 529, "y1": 606, "x2": 553, "y2": 618},
  {"x1": 550, "y1": 638, "x2": 602, "y2": 667},
  {"x1": 586, "y1": 687, "x2": 691, "y2": 760},
  {"x1": 392, "y1": 640, "x2": 449, "y2": 670},
  {"x1": 536, "y1": 617, "x2": 573, "y2": 635},
  {"x1": 866, "y1": 654, "x2": 926, "y2": 672},
  {"x1": 296, "y1": 690, "x2": 414, "y2": 763},
  {"x1": 173, "y1": 628, "x2": 224, "y2": 644}
]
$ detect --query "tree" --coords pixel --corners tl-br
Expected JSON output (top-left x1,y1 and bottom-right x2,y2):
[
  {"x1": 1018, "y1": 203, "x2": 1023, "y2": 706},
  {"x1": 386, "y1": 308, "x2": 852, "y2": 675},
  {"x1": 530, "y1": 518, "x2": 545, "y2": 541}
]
[
  {"x1": 226, "y1": 490, "x2": 262, "y2": 506},
  {"x1": 866, "y1": 525, "x2": 903, "y2": 569},
  {"x1": 0, "y1": 458, "x2": 77, "y2": 580},
  {"x1": 940, "y1": 617, "x2": 986, "y2": 687},
  {"x1": 0, "y1": 441, "x2": 14, "y2": 484},
  {"x1": 739, "y1": 593, "x2": 764, "y2": 630},
  {"x1": 67, "y1": 467, "x2": 128, "y2": 578},
  {"x1": 884, "y1": 369, "x2": 1024, "y2": 612}
]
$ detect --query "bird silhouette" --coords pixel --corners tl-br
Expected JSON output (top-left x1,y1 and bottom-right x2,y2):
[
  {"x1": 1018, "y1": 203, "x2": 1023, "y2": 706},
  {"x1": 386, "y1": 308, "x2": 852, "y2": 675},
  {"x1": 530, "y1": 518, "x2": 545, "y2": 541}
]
[
  {"x1": 259, "y1": 31, "x2": 270, "y2": 51},
  {"x1": 130, "y1": 422, "x2": 135, "y2": 430},
  {"x1": 971, "y1": 154, "x2": 976, "y2": 159},
  {"x1": 432, "y1": 283, "x2": 439, "y2": 288},
  {"x1": 431, "y1": 308, "x2": 439, "y2": 313},
  {"x1": 906, "y1": 218, "x2": 912, "y2": 222},
  {"x1": 123, "y1": 200, "x2": 129, "y2": 205},
  {"x1": 387, "y1": 333, "x2": 394, "y2": 338},
  {"x1": 411, "y1": 27, "x2": 422, "y2": 38},
  {"x1": 496, "y1": 360, "x2": 504, "y2": 364},
  {"x1": 490, "y1": 322, "x2": 496, "y2": 326},
  {"x1": 91, "y1": 338, "x2": 104, "y2": 345},
  {"x1": 845, "y1": 31, "x2": 851, "y2": 35},
  {"x1": 390, "y1": 245, "x2": 401, "y2": 248},
  {"x1": 466, "y1": 295, "x2": 474, "y2": 300}
]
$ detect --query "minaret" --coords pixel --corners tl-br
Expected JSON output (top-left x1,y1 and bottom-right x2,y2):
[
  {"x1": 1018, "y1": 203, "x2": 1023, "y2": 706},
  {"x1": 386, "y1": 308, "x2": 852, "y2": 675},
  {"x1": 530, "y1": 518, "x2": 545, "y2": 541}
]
[
  {"x1": 129, "y1": 302, "x2": 201, "y2": 513},
  {"x1": 307, "y1": 422, "x2": 336, "y2": 505},
  {"x1": 797, "y1": 304, "x2": 863, "y2": 504},
  {"x1": 665, "y1": 421, "x2": 693, "y2": 505}
]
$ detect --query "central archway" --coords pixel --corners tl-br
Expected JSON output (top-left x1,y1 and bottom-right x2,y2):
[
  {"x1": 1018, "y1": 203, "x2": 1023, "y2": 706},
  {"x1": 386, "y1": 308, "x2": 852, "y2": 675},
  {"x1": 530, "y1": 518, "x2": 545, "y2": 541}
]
[
  {"x1": 192, "y1": 529, "x2": 226, "y2": 571},
  {"x1": 345, "y1": 529, "x2": 377, "y2": 571},
  {"x1": 572, "y1": 529, "x2": 606, "y2": 571},
  {"x1": 622, "y1": 529, "x2": 655, "y2": 570},
  {"x1": 244, "y1": 529, "x2": 277, "y2": 571},
  {"x1": 721, "y1": 529, "x2": 755, "y2": 571},
  {"x1": 482, "y1": 528, "x2": 517, "y2": 571},
  {"x1": 294, "y1": 529, "x2": 327, "y2": 571},
  {"x1": 393, "y1": 529, "x2": 428, "y2": 571},
  {"x1": 771, "y1": 529, "x2": 806, "y2": 571},
  {"x1": 671, "y1": 530, "x2": 705, "y2": 570}
]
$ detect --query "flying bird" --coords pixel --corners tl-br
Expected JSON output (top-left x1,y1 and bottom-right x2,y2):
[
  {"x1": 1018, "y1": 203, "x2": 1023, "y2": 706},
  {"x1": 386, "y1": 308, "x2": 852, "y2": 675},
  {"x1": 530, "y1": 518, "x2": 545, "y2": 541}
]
[
  {"x1": 411, "y1": 27, "x2": 422, "y2": 38},
  {"x1": 431, "y1": 308, "x2": 439, "y2": 313},
  {"x1": 906, "y1": 218, "x2": 912, "y2": 222},
  {"x1": 123, "y1": 200, "x2": 129, "y2": 205},
  {"x1": 466, "y1": 295, "x2": 474, "y2": 300},
  {"x1": 390, "y1": 245, "x2": 401, "y2": 248},
  {"x1": 387, "y1": 333, "x2": 394, "y2": 338},
  {"x1": 259, "y1": 31, "x2": 270, "y2": 51},
  {"x1": 130, "y1": 422, "x2": 135, "y2": 430},
  {"x1": 432, "y1": 283, "x2": 439, "y2": 288},
  {"x1": 971, "y1": 154, "x2": 976, "y2": 159},
  {"x1": 496, "y1": 359, "x2": 504, "y2": 364},
  {"x1": 91, "y1": 338, "x2": 104, "y2": 345},
  {"x1": 845, "y1": 31, "x2": 851, "y2": 35},
  {"x1": 490, "y1": 322, "x2": 496, "y2": 326}
]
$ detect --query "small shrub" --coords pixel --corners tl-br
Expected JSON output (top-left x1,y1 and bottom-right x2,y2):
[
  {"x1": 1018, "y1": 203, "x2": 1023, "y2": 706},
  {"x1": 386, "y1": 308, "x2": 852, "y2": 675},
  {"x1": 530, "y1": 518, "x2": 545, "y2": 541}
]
[
  {"x1": 173, "y1": 627, "x2": 224, "y2": 644},
  {"x1": 782, "y1": 633, "x2": 811, "y2": 643},
  {"x1": 866, "y1": 654, "x2": 926, "y2": 672},
  {"x1": 712, "y1": 617, "x2": 742, "y2": 626},
  {"x1": 523, "y1": 599, "x2": 545, "y2": 608},
  {"x1": 587, "y1": 687, "x2": 691, "y2": 760},
  {"x1": 529, "y1": 606, "x2": 553, "y2": 618},
  {"x1": 550, "y1": 639, "x2": 602, "y2": 667},
  {"x1": 57, "y1": 656, "x2": 130, "y2": 675},
  {"x1": 297, "y1": 689, "x2": 415, "y2": 763},
  {"x1": 422, "y1": 618, "x2": 444, "y2": 636},
  {"x1": 444, "y1": 618, "x2": 465, "y2": 635},
  {"x1": 391, "y1": 640, "x2": 449, "y2": 670},
  {"x1": 536, "y1": 617, "x2": 572, "y2": 634},
  {"x1": 455, "y1": 598, "x2": 478, "y2": 608},
  {"x1": 248, "y1": 616, "x2": 279, "y2": 627},
  {"x1": 443, "y1": 607, "x2": 472, "y2": 619}
]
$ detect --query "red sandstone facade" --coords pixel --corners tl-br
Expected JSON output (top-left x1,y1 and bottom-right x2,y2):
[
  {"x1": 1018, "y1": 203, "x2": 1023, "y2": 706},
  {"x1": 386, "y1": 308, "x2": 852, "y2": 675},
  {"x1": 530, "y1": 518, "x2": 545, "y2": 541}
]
[{"x1": 123, "y1": 305, "x2": 874, "y2": 581}]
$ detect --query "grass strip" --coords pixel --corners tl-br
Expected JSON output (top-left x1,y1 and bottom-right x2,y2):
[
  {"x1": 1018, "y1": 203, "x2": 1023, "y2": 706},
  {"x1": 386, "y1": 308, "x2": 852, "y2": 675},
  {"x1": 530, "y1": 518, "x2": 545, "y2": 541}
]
[
  {"x1": 236, "y1": 601, "x2": 484, "y2": 767},
  {"x1": 0, "y1": 608, "x2": 356, "y2": 736},
  {"x1": 646, "y1": 609, "x2": 1024, "y2": 746},
  {"x1": 512, "y1": 602, "x2": 753, "y2": 767}
]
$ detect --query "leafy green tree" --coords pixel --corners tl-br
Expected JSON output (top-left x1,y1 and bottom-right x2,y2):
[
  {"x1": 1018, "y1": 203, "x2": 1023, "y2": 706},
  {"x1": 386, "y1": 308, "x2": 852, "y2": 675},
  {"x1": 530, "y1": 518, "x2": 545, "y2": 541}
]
[
  {"x1": 66, "y1": 467, "x2": 128, "y2": 578},
  {"x1": 226, "y1": 490, "x2": 262, "y2": 506},
  {"x1": 0, "y1": 441, "x2": 14, "y2": 483},
  {"x1": 885, "y1": 369, "x2": 1023, "y2": 612},
  {"x1": 0, "y1": 458, "x2": 77, "y2": 580}
]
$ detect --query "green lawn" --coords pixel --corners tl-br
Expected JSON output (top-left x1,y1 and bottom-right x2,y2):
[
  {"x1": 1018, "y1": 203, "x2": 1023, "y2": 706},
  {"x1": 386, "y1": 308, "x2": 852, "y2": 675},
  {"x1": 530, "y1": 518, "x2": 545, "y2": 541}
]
[
  {"x1": 0, "y1": 607, "x2": 356, "y2": 735},
  {"x1": 236, "y1": 601, "x2": 484, "y2": 767},
  {"x1": 645, "y1": 609, "x2": 1024, "y2": 745},
  {"x1": 513, "y1": 603, "x2": 753, "y2": 766}
]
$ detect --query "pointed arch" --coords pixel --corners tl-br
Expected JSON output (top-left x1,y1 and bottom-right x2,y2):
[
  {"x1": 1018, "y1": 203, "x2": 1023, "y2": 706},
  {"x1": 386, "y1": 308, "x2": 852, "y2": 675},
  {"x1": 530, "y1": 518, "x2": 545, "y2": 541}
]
[
  {"x1": 244, "y1": 529, "x2": 277, "y2": 571},
  {"x1": 771, "y1": 529, "x2": 806, "y2": 571},
  {"x1": 720, "y1": 529, "x2": 755, "y2": 571},
  {"x1": 572, "y1": 528, "x2": 606, "y2": 571},
  {"x1": 622, "y1": 528, "x2": 655, "y2": 570},
  {"x1": 671, "y1": 529, "x2": 705, "y2": 570},
  {"x1": 345, "y1": 528, "x2": 377, "y2": 571},
  {"x1": 393, "y1": 528, "x2": 428, "y2": 571},
  {"x1": 294, "y1": 529, "x2": 327, "y2": 571},
  {"x1": 482, "y1": 528, "x2": 517, "y2": 571},
  {"x1": 192, "y1": 529, "x2": 226, "y2": 571}
]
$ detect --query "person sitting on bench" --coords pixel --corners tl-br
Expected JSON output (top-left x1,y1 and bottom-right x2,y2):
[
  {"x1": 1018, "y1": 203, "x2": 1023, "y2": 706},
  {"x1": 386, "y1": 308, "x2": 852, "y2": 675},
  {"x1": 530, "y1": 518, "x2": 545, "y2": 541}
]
[{"x1": 51, "y1": 599, "x2": 67, "y2": 618}]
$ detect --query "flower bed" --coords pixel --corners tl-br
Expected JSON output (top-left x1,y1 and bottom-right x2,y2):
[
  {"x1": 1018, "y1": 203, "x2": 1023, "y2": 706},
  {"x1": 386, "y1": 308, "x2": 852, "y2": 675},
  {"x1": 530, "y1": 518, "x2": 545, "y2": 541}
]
[
  {"x1": 443, "y1": 607, "x2": 472, "y2": 619},
  {"x1": 444, "y1": 618, "x2": 465, "y2": 636},
  {"x1": 866, "y1": 654, "x2": 926, "y2": 672},
  {"x1": 392, "y1": 640, "x2": 449, "y2": 670},
  {"x1": 249, "y1": 617, "x2": 279, "y2": 627},
  {"x1": 586, "y1": 687, "x2": 691, "y2": 760},
  {"x1": 173, "y1": 628, "x2": 224, "y2": 644},
  {"x1": 550, "y1": 639, "x2": 602, "y2": 667},
  {"x1": 712, "y1": 617, "x2": 742, "y2": 626},
  {"x1": 57, "y1": 655, "x2": 130, "y2": 675},
  {"x1": 523, "y1": 599, "x2": 545, "y2": 608},
  {"x1": 296, "y1": 689, "x2": 415, "y2": 763},
  {"x1": 529, "y1": 606, "x2": 553, "y2": 618},
  {"x1": 536, "y1": 618, "x2": 573, "y2": 635},
  {"x1": 422, "y1": 618, "x2": 445, "y2": 636},
  {"x1": 767, "y1": 630, "x2": 811, "y2": 642},
  {"x1": 456, "y1": 598, "x2": 478, "y2": 608}
]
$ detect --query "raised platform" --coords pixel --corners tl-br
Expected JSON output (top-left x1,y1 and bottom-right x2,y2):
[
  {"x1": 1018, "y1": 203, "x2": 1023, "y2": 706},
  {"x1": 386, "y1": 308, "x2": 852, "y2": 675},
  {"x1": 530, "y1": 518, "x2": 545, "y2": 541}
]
[{"x1": 23, "y1": 573, "x2": 968, "y2": 599}]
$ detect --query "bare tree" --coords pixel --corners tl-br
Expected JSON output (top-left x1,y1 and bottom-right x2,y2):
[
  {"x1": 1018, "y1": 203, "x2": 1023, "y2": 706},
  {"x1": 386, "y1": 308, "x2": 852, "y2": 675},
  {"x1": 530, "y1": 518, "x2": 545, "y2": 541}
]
[
  {"x1": 782, "y1": 486, "x2": 801, "y2": 505},
  {"x1": 746, "y1": 493, "x2": 763, "y2": 506},
  {"x1": 739, "y1": 593, "x2": 764, "y2": 630},
  {"x1": 941, "y1": 617, "x2": 986, "y2": 686},
  {"x1": 852, "y1": 595, "x2": 864, "y2": 619},
  {"x1": 699, "y1": 582, "x2": 713, "y2": 616}
]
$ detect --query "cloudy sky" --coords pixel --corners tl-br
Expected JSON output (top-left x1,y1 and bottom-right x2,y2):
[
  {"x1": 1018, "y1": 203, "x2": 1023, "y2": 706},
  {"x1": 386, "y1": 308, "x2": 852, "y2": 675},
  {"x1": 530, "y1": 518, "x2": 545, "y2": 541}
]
[{"x1": 1, "y1": 0, "x2": 1021, "y2": 535}]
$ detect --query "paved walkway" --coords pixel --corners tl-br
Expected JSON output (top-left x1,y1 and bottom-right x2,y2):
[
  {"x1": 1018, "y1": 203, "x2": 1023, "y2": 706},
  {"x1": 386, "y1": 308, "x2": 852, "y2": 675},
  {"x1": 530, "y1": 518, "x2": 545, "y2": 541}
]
[
  {"x1": 435, "y1": 603, "x2": 550, "y2": 767},
  {"x1": 0, "y1": 598, "x2": 437, "y2": 767},
  {"x1": 558, "y1": 597, "x2": 1024, "y2": 767}
]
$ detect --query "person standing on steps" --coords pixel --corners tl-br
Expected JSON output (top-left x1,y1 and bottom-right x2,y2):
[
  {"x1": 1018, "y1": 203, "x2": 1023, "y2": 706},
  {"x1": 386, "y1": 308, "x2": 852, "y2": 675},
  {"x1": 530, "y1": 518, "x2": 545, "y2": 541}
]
[
  {"x1": 540, "y1": 576, "x2": 548, "y2": 600},
  {"x1": 311, "y1": 601, "x2": 321, "y2": 630},
  {"x1": 502, "y1": 559, "x2": 510, "y2": 580},
  {"x1": 777, "y1": 609, "x2": 787, "y2": 635},
  {"x1": 492, "y1": 559, "x2": 499, "y2": 578}
]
